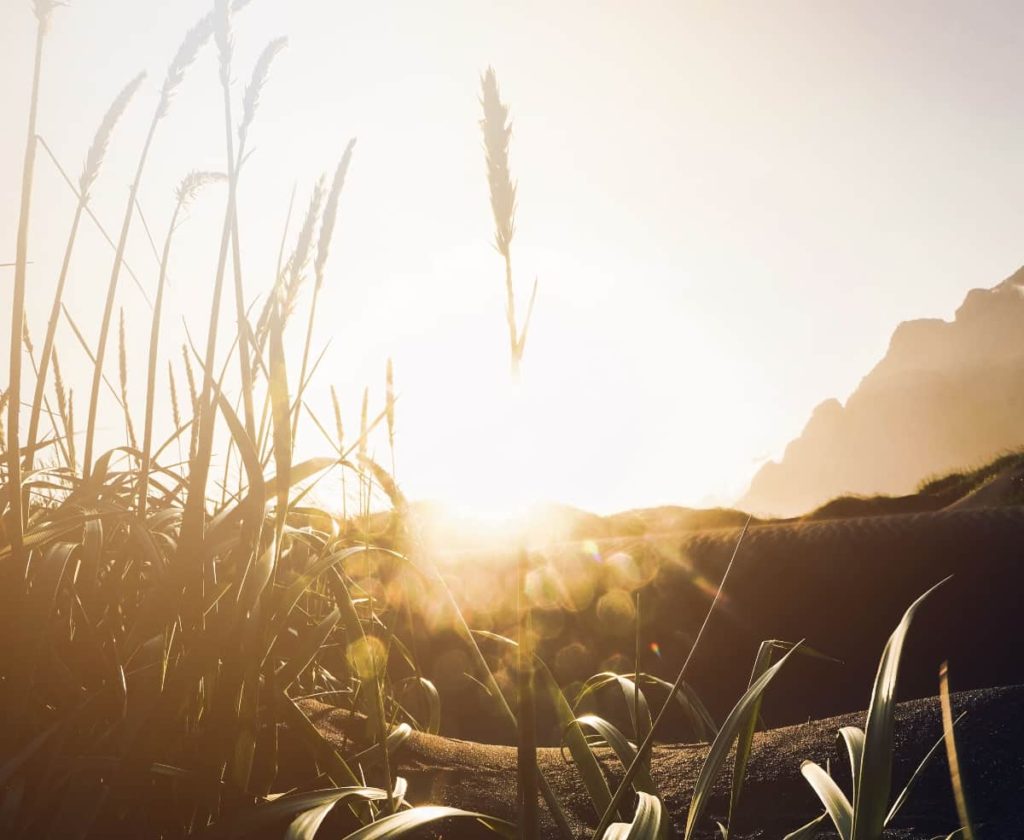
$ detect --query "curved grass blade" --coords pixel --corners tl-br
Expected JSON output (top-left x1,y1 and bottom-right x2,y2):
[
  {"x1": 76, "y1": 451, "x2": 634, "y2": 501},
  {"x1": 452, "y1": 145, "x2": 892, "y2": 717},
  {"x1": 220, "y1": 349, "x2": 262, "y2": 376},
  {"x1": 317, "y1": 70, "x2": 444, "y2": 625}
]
[
  {"x1": 885, "y1": 711, "x2": 966, "y2": 826},
  {"x1": 338, "y1": 805, "x2": 514, "y2": 840},
  {"x1": 783, "y1": 811, "x2": 830, "y2": 840},
  {"x1": 684, "y1": 642, "x2": 801, "y2": 840},
  {"x1": 800, "y1": 761, "x2": 852, "y2": 840},
  {"x1": 575, "y1": 714, "x2": 658, "y2": 795},
  {"x1": 851, "y1": 577, "x2": 949, "y2": 840},
  {"x1": 601, "y1": 791, "x2": 665, "y2": 840}
]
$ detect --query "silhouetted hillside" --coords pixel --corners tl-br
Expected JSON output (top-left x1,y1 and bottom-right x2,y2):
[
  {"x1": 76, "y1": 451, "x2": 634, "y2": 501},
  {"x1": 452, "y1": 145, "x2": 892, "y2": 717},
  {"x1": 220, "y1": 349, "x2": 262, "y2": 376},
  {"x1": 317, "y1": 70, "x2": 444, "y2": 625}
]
[{"x1": 741, "y1": 266, "x2": 1024, "y2": 516}]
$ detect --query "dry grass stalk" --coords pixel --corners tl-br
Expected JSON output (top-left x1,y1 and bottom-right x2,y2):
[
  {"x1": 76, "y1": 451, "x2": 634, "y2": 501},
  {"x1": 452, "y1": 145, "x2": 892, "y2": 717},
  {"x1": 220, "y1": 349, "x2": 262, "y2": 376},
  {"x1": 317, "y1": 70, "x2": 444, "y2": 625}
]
[
  {"x1": 52, "y1": 349, "x2": 74, "y2": 471},
  {"x1": 939, "y1": 661, "x2": 975, "y2": 840},
  {"x1": 25, "y1": 72, "x2": 144, "y2": 475},
  {"x1": 182, "y1": 344, "x2": 199, "y2": 460},
  {"x1": 118, "y1": 308, "x2": 138, "y2": 450},
  {"x1": 291, "y1": 141, "x2": 356, "y2": 438},
  {"x1": 158, "y1": 13, "x2": 216, "y2": 120},
  {"x1": 83, "y1": 9, "x2": 221, "y2": 479},
  {"x1": 314, "y1": 139, "x2": 356, "y2": 285},
  {"x1": 284, "y1": 177, "x2": 326, "y2": 315},
  {"x1": 6, "y1": 0, "x2": 56, "y2": 567},
  {"x1": 214, "y1": 0, "x2": 233, "y2": 88},
  {"x1": 239, "y1": 37, "x2": 288, "y2": 147},
  {"x1": 331, "y1": 384, "x2": 347, "y2": 520},
  {"x1": 33, "y1": 0, "x2": 57, "y2": 30},
  {"x1": 80, "y1": 73, "x2": 146, "y2": 200},
  {"x1": 480, "y1": 66, "x2": 536, "y2": 378},
  {"x1": 230, "y1": 38, "x2": 287, "y2": 442},
  {"x1": 168, "y1": 362, "x2": 181, "y2": 429},
  {"x1": 139, "y1": 171, "x2": 222, "y2": 515}
]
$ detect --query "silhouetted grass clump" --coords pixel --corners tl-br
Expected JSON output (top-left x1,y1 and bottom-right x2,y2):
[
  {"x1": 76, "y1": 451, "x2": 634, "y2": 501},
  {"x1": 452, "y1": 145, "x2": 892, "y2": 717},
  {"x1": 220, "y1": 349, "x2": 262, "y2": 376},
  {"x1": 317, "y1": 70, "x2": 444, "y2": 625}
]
[{"x1": 0, "y1": 4, "x2": 985, "y2": 840}]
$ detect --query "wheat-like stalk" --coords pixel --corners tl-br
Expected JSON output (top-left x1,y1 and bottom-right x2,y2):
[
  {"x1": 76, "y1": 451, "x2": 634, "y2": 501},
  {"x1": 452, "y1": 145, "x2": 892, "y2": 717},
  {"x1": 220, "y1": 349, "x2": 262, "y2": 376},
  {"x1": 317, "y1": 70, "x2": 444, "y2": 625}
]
[
  {"x1": 80, "y1": 73, "x2": 146, "y2": 200},
  {"x1": 118, "y1": 308, "x2": 137, "y2": 450},
  {"x1": 386, "y1": 357, "x2": 395, "y2": 461},
  {"x1": 181, "y1": 345, "x2": 199, "y2": 461},
  {"x1": 33, "y1": 0, "x2": 57, "y2": 31},
  {"x1": 330, "y1": 384, "x2": 347, "y2": 521},
  {"x1": 480, "y1": 67, "x2": 516, "y2": 259},
  {"x1": 52, "y1": 349, "x2": 74, "y2": 471},
  {"x1": 214, "y1": 0, "x2": 233, "y2": 88},
  {"x1": 228, "y1": 37, "x2": 288, "y2": 443},
  {"x1": 65, "y1": 388, "x2": 75, "y2": 473},
  {"x1": 24, "y1": 72, "x2": 145, "y2": 475},
  {"x1": 239, "y1": 37, "x2": 288, "y2": 147},
  {"x1": 7, "y1": 0, "x2": 59, "y2": 567},
  {"x1": 176, "y1": 170, "x2": 227, "y2": 210},
  {"x1": 284, "y1": 177, "x2": 326, "y2": 313},
  {"x1": 480, "y1": 67, "x2": 535, "y2": 377},
  {"x1": 83, "y1": 9, "x2": 225, "y2": 478},
  {"x1": 138, "y1": 170, "x2": 223, "y2": 515},
  {"x1": 314, "y1": 139, "x2": 357, "y2": 287},
  {"x1": 168, "y1": 361, "x2": 181, "y2": 429},
  {"x1": 157, "y1": 13, "x2": 215, "y2": 120},
  {"x1": 291, "y1": 141, "x2": 356, "y2": 439},
  {"x1": 21, "y1": 319, "x2": 34, "y2": 356},
  {"x1": 330, "y1": 385, "x2": 344, "y2": 449}
]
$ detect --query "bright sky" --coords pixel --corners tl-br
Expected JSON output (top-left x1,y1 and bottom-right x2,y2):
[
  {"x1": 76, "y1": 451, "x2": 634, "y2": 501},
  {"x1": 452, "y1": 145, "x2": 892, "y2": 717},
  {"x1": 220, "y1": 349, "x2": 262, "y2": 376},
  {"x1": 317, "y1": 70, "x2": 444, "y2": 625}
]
[{"x1": 3, "y1": 1, "x2": 1024, "y2": 516}]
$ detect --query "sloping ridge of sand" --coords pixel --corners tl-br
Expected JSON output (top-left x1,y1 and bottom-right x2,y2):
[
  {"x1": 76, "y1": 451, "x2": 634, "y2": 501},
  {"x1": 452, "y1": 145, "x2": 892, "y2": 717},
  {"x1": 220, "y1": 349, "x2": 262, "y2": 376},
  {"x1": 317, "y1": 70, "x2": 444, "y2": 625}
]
[{"x1": 303, "y1": 684, "x2": 1024, "y2": 839}]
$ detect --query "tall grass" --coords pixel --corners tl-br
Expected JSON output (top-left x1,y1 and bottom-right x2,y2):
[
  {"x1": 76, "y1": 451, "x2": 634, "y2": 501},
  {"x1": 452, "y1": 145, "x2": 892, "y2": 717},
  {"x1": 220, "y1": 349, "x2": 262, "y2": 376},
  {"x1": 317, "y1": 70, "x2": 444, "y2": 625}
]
[
  {"x1": 6, "y1": 0, "x2": 56, "y2": 573},
  {"x1": 0, "y1": 4, "x2": 995, "y2": 840}
]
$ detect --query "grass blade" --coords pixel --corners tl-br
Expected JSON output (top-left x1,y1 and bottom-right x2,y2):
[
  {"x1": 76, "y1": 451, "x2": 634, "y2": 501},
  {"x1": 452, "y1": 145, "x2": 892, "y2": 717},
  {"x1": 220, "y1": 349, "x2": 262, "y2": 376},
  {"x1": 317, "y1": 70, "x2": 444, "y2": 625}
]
[
  {"x1": 799, "y1": 761, "x2": 852, "y2": 840},
  {"x1": 851, "y1": 577, "x2": 949, "y2": 840},
  {"x1": 684, "y1": 642, "x2": 801, "y2": 840}
]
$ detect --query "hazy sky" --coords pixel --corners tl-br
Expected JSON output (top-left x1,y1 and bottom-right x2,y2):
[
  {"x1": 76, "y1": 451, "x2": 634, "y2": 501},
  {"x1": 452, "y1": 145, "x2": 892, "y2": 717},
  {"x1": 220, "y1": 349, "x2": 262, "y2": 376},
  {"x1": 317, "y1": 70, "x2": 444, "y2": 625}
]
[{"x1": 3, "y1": 1, "x2": 1024, "y2": 515}]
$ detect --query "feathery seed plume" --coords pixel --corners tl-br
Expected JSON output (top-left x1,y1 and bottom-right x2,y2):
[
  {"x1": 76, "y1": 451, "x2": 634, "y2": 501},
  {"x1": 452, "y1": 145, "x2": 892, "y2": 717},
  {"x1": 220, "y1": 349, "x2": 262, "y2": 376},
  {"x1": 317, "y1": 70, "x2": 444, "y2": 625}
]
[
  {"x1": 314, "y1": 139, "x2": 357, "y2": 286},
  {"x1": 214, "y1": 0, "x2": 233, "y2": 88},
  {"x1": 283, "y1": 176, "x2": 326, "y2": 313},
  {"x1": 176, "y1": 170, "x2": 227, "y2": 209},
  {"x1": 480, "y1": 67, "x2": 516, "y2": 258},
  {"x1": 240, "y1": 37, "x2": 288, "y2": 146},
  {"x1": 21, "y1": 319, "x2": 34, "y2": 356},
  {"x1": 52, "y1": 350, "x2": 73, "y2": 468},
  {"x1": 168, "y1": 361, "x2": 181, "y2": 429},
  {"x1": 157, "y1": 12, "x2": 216, "y2": 120},
  {"x1": 330, "y1": 385, "x2": 344, "y2": 450},
  {"x1": 80, "y1": 73, "x2": 146, "y2": 201}
]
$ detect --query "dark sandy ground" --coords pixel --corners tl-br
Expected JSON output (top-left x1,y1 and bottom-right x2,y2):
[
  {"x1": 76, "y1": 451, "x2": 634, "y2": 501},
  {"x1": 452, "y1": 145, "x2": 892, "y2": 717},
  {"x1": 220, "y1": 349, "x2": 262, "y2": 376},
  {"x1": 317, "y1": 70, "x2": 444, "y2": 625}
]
[{"x1": 304, "y1": 684, "x2": 1024, "y2": 839}]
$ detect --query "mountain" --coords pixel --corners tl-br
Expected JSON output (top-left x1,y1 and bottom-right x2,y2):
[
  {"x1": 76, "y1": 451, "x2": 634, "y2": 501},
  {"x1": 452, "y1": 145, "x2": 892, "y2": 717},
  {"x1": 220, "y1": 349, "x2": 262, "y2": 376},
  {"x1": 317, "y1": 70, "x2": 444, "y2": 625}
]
[{"x1": 740, "y1": 266, "x2": 1024, "y2": 516}]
